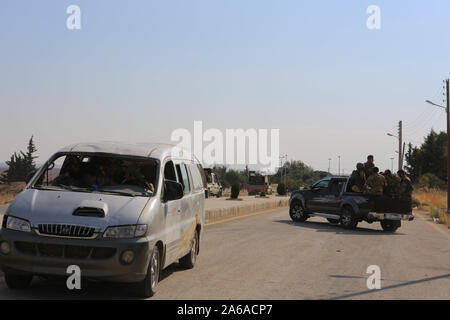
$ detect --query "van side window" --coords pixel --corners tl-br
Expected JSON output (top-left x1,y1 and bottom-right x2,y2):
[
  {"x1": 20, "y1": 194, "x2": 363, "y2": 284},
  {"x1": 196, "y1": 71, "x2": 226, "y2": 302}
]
[
  {"x1": 188, "y1": 164, "x2": 204, "y2": 191},
  {"x1": 197, "y1": 164, "x2": 208, "y2": 189},
  {"x1": 164, "y1": 161, "x2": 177, "y2": 181},
  {"x1": 176, "y1": 163, "x2": 190, "y2": 194}
]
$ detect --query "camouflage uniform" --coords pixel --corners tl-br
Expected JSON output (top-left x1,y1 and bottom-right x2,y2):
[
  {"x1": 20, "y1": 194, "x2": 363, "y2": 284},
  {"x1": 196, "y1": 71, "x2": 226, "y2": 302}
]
[
  {"x1": 384, "y1": 173, "x2": 401, "y2": 198},
  {"x1": 364, "y1": 161, "x2": 375, "y2": 178},
  {"x1": 399, "y1": 176, "x2": 413, "y2": 197},
  {"x1": 364, "y1": 173, "x2": 386, "y2": 196},
  {"x1": 349, "y1": 169, "x2": 366, "y2": 192}
]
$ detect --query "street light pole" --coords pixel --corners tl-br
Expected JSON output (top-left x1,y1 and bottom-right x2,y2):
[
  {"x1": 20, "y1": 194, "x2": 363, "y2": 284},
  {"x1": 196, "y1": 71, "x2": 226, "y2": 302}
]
[
  {"x1": 338, "y1": 156, "x2": 341, "y2": 176},
  {"x1": 390, "y1": 157, "x2": 394, "y2": 172}
]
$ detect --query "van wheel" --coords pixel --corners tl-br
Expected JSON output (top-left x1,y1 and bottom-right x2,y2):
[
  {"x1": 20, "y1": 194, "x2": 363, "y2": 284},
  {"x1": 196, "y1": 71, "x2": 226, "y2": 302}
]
[
  {"x1": 340, "y1": 206, "x2": 358, "y2": 229},
  {"x1": 135, "y1": 246, "x2": 160, "y2": 298},
  {"x1": 327, "y1": 218, "x2": 340, "y2": 224},
  {"x1": 381, "y1": 220, "x2": 400, "y2": 232},
  {"x1": 289, "y1": 201, "x2": 308, "y2": 222},
  {"x1": 4, "y1": 273, "x2": 33, "y2": 289},
  {"x1": 179, "y1": 230, "x2": 199, "y2": 269}
]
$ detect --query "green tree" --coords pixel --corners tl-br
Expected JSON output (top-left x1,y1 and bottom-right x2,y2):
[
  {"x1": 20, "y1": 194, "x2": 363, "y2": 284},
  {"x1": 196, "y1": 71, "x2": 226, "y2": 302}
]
[
  {"x1": 223, "y1": 169, "x2": 245, "y2": 188},
  {"x1": 1, "y1": 136, "x2": 38, "y2": 183},
  {"x1": 405, "y1": 130, "x2": 447, "y2": 183}
]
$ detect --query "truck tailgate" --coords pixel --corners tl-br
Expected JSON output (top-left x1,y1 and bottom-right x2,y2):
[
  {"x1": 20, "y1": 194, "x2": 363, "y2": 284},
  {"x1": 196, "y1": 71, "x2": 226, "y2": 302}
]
[{"x1": 372, "y1": 196, "x2": 412, "y2": 214}]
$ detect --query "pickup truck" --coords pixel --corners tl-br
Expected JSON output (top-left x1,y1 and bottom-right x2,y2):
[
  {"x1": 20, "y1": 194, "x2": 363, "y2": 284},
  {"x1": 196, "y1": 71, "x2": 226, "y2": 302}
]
[
  {"x1": 203, "y1": 168, "x2": 223, "y2": 198},
  {"x1": 288, "y1": 177, "x2": 413, "y2": 232}
]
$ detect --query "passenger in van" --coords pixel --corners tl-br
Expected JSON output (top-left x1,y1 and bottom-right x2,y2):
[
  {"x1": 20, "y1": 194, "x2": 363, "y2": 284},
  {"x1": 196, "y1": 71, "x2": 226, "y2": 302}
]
[
  {"x1": 349, "y1": 163, "x2": 366, "y2": 192},
  {"x1": 52, "y1": 156, "x2": 89, "y2": 187}
]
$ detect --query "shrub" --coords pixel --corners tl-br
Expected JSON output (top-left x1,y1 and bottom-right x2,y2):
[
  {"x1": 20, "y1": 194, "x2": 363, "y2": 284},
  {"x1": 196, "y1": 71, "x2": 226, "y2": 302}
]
[
  {"x1": 277, "y1": 183, "x2": 287, "y2": 196},
  {"x1": 417, "y1": 173, "x2": 446, "y2": 190},
  {"x1": 260, "y1": 191, "x2": 266, "y2": 197},
  {"x1": 231, "y1": 182, "x2": 241, "y2": 199},
  {"x1": 430, "y1": 207, "x2": 441, "y2": 219},
  {"x1": 411, "y1": 197, "x2": 420, "y2": 208}
]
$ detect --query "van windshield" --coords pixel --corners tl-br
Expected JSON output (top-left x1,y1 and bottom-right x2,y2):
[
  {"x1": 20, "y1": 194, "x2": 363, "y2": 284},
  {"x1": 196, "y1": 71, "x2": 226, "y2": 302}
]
[{"x1": 32, "y1": 153, "x2": 159, "y2": 197}]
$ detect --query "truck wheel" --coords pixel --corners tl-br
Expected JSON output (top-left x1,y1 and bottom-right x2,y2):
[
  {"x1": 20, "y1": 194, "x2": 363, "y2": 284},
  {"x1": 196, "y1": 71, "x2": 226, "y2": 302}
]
[
  {"x1": 179, "y1": 230, "x2": 199, "y2": 269},
  {"x1": 327, "y1": 218, "x2": 340, "y2": 224},
  {"x1": 340, "y1": 206, "x2": 358, "y2": 229},
  {"x1": 289, "y1": 201, "x2": 308, "y2": 222},
  {"x1": 205, "y1": 190, "x2": 210, "y2": 198},
  {"x1": 135, "y1": 245, "x2": 161, "y2": 298},
  {"x1": 4, "y1": 273, "x2": 33, "y2": 290},
  {"x1": 216, "y1": 189, "x2": 222, "y2": 198},
  {"x1": 381, "y1": 220, "x2": 400, "y2": 232}
]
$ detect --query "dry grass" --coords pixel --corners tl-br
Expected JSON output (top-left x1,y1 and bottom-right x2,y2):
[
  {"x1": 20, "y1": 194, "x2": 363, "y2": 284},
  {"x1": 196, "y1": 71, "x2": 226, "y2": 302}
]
[
  {"x1": 0, "y1": 182, "x2": 26, "y2": 205},
  {"x1": 413, "y1": 189, "x2": 449, "y2": 226}
]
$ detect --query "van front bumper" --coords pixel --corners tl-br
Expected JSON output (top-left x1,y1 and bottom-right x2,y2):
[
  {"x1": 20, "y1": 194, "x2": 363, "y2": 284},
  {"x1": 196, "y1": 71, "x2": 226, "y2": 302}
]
[{"x1": 0, "y1": 228, "x2": 153, "y2": 283}]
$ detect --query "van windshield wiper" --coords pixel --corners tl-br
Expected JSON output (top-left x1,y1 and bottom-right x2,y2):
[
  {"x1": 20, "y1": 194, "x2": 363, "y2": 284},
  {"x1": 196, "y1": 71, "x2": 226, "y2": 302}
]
[{"x1": 96, "y1": 189, "x2": 137, "y2": 197}]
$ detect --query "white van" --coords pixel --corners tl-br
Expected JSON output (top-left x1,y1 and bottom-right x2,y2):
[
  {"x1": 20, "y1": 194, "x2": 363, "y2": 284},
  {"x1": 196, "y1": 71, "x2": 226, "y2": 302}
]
[{"x1": 0, "y1": 142, "x2": 206, "y2": 297}]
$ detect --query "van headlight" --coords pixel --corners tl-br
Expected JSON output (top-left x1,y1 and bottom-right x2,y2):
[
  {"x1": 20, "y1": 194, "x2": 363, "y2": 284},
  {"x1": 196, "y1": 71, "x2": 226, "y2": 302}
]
[
  {"x1": 103, "y1": 224, "x2": 147, "y2": 238},
  {"x1": 6, "y1": 216, "x2": 31, "y2": 233}
]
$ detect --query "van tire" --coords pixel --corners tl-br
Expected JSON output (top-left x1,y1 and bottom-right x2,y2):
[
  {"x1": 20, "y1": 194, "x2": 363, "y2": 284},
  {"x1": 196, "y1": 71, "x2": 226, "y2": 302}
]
[
  {"x1": 4, "y1": 273, "x2": 33, "y2": 290},
  {"x1": 340, "y1": 206, "x2": 358, "y2": 229},
  {"x1": 381, "y1": 220, "x2": 400, "y2": 232},
  {"x1": 179, "y1": 230, "x2": 199, "y2": 269},
  {"x1": 135, "y1": 246, "x2": 160, "y2": 298}
]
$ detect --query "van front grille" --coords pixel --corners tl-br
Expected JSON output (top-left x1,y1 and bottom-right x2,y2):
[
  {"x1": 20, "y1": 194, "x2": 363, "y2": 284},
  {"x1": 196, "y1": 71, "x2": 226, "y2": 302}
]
[
  {"x1": 37, "y1": 224, "x2": 96, "y2": 238},
  {"x1": 14, "y1": 241, "x2": 116, "y2": 260}
]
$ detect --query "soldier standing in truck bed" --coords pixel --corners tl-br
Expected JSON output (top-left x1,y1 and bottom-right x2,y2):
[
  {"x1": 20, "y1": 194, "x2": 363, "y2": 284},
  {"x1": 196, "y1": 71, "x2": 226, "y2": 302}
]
[
  {"x1": 349, "y1": 163, "x2": 366, "y2": 192},
  {"x1": 383, "y1": 170, "x2": 401, "y2": 198},
  {"x1": 364, "y1": 167, "x2": 386, "y2": 196},
  {"x1": 364, "y1": 155, "x2": 375, "y2": 178},
  {"x1": 398, "y1": 170, "x2": 413, "y2": 198}
]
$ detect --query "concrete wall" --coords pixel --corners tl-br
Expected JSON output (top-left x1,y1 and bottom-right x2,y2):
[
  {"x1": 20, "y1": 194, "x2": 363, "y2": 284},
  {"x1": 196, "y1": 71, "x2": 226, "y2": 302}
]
[{"x1": 205, "y1": 197, "x2": 289, "y2": 224}]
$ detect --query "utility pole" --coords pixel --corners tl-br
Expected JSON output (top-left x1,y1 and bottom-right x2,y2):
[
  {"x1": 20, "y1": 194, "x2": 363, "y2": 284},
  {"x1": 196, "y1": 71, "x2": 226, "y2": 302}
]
[
  {"x1": 446, "y1": 79, "x2": 450, "y2": 214},
  {"x1": 328, "y1": 158, "x2": 331, "y2": 174},
  {"x1": 425, "y1": 80, "x2": 450, "y2": 214},
  {"x1": 284, "y1": 154, "x2": 288, "y2": 185},
  {"x1": 398, "y1": 120, "x2": 403, "y2": 171}
]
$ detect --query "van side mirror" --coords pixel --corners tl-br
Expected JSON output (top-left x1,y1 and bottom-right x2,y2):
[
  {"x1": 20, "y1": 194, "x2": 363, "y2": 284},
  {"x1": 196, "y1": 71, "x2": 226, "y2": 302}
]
[
  {"x1": 25, "y1": 170, "x2": 37, "y2": 184},
  {"x1": 164, "y1": 180, "x2": 184, "y2": 202}
]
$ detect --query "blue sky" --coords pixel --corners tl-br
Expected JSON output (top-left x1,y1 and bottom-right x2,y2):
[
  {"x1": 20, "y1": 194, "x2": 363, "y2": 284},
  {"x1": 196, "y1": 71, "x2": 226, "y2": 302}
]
[{"x1": 1, "y1": 0, "x2": 449, "y2": 173}]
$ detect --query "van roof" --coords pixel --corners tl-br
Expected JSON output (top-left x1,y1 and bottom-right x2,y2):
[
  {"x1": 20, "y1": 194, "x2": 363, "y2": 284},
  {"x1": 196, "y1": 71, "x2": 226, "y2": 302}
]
[{"x1": 57, "y1": 142, "x2": 198, "y2": 162}]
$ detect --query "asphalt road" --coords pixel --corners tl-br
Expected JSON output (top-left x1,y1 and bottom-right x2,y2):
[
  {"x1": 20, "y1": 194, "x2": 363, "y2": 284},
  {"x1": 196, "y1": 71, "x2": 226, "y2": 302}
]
[{"x1": 0, "y1": 207, "x2": 449, "y2": 300}]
